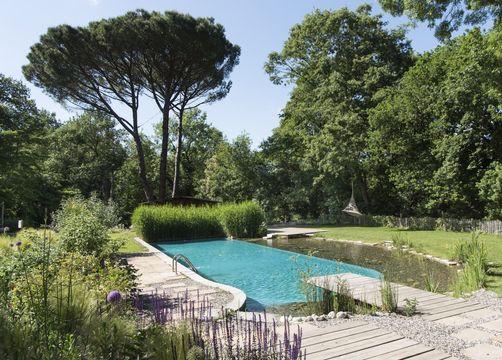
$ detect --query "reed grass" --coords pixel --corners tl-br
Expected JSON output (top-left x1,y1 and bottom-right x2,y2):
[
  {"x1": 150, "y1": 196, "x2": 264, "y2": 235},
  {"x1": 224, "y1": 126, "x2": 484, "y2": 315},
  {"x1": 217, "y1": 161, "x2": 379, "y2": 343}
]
[
  {"x1": 424, "y1": 271, "x2": 440, "y2": 293},
  {"x1": 380, "y1": 277, "x2": 399, "y2": 313},
  {"x1": 132, "y1": 201, "x2": 265, "y2": 242},
  {"x1": 453, "y1": 232, "x2": 488, "y2": 295}
]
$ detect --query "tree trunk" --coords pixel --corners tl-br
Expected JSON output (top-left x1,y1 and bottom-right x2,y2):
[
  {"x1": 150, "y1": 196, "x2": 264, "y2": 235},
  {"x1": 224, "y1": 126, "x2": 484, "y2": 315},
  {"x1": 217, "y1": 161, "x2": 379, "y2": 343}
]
[
  {"x1": 133, "y1": 135, "x2": 153, "y2": 202},
  {"x1": 172, "y1": 107, "x2": 184, "y2": 198},
  {"x1": 357, "y1": 171, "x2": 370, "y2": 208},
  {"x1": 158, "y1": 106, "x2": 170, "y2": 203}
]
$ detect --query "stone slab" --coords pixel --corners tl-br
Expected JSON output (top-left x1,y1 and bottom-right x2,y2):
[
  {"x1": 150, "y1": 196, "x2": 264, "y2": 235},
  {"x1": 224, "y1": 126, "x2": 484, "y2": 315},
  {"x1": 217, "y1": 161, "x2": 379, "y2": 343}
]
[
  {"x1": 436, "y1": 315, "x2": 474, "y2": 327},
  {"x1": 480, "y1": 318, "x2": 502, "y2": 332},
  {"x1": 463, "y1": 344, "x2": 502, "y2": 360},
  {"x1": 453, "y1": 328, "x2": 494, "y2": 342},
  {"x1": 462, "y1": 308, "x2": 502, "y2": 320}
]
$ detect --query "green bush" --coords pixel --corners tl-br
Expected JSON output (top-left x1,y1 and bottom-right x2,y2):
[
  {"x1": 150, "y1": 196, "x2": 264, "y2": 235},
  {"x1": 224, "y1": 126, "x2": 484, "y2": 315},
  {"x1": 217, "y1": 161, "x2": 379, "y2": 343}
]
[
  {"x1": 132, "y1": 205, "x2": 224, "y2": 242},
  {"x1": 219, "y1": 201, "x2": 265, "y2": 238},
  {"x1": 53, "y1": 197, "x2": 115, "y2": 256},
  {"x1": 132, "y1": 201, "x2": 266, "y2": 242},
  {"x1": 53, "y1": 195, "x2": 120, "y2": 230}
]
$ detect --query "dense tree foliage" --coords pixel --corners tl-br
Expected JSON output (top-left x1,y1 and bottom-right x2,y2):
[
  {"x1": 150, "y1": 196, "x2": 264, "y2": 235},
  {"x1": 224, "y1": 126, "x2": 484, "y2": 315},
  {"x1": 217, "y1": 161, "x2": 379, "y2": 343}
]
[
  {"x1": 369, "y1": 29, "x2": 502, "y2": 218},
  {"x1": 198, "y1": 134, "x2": 260, "y2": 202},
  {"x1": 264, "y1": 5, "x2": 415, "y2": 217},
  {"x1": 46, "y1": 112, "x2": 126, "y2": 200},
  {"x1": 2, "y1": 6, "x2": 501, "y2": 224},
  {"x1": 23, "y1": 10, "x2": 239, "y2": 204},
  {"x1": 379, "y1": 0, "x2": 502, "y2": 40},
  {"x1": 0, "y1": 75, "x2": 58, "y2": 225},
  {"x1": 259, "y1": 6, "x2": 502, "y2": 221}
]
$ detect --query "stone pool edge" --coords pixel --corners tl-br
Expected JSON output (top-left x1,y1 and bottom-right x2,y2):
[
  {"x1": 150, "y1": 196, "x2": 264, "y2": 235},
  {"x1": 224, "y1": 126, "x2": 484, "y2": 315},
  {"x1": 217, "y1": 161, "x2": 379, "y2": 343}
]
[{"x1": 133, "y1": 237, "x2": 247, "y2": 311}]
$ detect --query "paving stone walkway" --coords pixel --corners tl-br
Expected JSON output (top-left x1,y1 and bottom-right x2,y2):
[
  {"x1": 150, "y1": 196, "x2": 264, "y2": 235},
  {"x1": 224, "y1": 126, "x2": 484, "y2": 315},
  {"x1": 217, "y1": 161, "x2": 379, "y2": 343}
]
[{"x1": 124, "y1": 252, "x2": 233, "y2": 311}]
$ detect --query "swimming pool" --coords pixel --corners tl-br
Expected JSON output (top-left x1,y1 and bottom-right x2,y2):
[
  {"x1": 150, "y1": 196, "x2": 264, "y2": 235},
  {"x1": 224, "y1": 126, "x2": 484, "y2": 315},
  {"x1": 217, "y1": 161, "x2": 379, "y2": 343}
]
[{"x1": 156, "y1": 239, "x2": 381, "y2": 310}]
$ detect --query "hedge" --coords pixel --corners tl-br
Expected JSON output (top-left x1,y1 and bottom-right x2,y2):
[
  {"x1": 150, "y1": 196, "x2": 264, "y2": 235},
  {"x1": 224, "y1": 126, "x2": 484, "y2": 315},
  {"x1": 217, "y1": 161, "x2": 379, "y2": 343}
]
[{"x1": 132, "y1": 201, "x2": 265, "y2": 242}]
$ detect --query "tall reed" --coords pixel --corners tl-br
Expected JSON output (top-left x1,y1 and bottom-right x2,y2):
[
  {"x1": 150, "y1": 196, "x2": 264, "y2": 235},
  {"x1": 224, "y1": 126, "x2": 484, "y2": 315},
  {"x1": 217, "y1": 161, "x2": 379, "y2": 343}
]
[
  {"x1": 132, "y1": 201, "x2": 265, "y2": 242},
  {"x1": 380, "y1": 277, "x2": 398, "y2": 313},
  {"x1": 452, "y1": 231, "x2": 488, "y2": 296}
]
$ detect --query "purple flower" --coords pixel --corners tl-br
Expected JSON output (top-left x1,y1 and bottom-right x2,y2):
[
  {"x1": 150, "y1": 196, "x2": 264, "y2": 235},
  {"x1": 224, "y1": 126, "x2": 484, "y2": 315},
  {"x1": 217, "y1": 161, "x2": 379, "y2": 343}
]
[
  {"x1": 15, "y1": 241, "x2": 22, "y2": 247},
  {"x1": 107, "y1": 290, "x2": 121, "y2": 304}
]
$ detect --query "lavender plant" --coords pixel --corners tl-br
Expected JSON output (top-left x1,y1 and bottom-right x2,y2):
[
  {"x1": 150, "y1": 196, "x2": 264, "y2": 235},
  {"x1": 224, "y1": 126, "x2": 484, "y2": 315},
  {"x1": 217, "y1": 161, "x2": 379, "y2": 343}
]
[{"x1": 129, "y1": 291, "x2": 306, "y2": 359}]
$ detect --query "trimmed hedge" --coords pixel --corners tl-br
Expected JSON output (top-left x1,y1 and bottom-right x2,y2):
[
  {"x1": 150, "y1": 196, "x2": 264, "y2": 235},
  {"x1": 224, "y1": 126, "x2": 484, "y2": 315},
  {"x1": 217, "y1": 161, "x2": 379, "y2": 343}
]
[{"x1": 132, "y1": 201, "x2": 265, "y2": 242}]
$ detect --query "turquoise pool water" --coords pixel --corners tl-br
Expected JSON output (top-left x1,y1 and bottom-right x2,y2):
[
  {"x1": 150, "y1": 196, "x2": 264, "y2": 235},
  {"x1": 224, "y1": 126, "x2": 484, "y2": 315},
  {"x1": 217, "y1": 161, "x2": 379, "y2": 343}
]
[{"x1": 156, "y1": 239, "x2": 381, "y2": 310}]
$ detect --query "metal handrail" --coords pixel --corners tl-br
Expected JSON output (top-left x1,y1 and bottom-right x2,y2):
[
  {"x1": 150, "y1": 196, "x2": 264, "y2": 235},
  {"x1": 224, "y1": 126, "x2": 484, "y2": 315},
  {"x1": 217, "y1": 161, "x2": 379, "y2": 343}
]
[{"x1": 172, "y1": 254, "x2": 198, "y2": 274}]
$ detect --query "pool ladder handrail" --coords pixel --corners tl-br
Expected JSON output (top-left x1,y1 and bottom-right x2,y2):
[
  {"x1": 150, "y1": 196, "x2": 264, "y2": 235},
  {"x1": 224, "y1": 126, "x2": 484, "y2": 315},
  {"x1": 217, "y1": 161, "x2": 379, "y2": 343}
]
[{"x1": 172, "y1": 254, "x2": 198, "y2": 274}]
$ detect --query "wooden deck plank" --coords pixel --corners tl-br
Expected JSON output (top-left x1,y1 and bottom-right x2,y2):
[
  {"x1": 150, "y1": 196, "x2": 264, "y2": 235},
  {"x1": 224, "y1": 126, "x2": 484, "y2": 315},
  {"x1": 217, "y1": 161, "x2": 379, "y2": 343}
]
[
  {"x1": 298, "y1": 312, "x2": 451, "y2": 360},
  {"x1": 370, "y1": 343, "x2": 436, "y2": 359},
  {"x1": 306, "y1": 333, "x2": 403, "y2": 360},
  {"x1": 419, "y1": 301, "x2": 481, "y2": 315},
  {"x1": 337, "y1": 338, "x2": 418, "y2": 359},
  {"x1": 415, "y1": 296, "x2": 465, "y2": 306},
  {"x1": 301, "y1": 321, "x2": 368, "y2": 339},
  {"x1": 304, "y1": 328, "x2": 393, "y2": 354},
  {"x1": 302, "y1": 324, "x2": 382, "y2": 346}
]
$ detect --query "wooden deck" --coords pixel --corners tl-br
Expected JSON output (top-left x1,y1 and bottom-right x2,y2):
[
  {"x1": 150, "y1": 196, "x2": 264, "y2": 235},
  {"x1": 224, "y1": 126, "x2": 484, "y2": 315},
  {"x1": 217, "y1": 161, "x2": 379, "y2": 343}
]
[
  {"x1": 300, "y1": 320, "x2": 453, "y2": 359},
  {"x1": 265, "y1": 227, "x2": 327, "y2": 239},
  {"x1": 310, "y1": 273, "x2": 487, "y2": 321}
]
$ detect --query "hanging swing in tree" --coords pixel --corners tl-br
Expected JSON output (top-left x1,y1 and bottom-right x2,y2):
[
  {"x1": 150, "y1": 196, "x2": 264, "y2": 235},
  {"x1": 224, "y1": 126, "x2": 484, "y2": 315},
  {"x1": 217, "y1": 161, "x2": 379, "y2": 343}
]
[{"x1": 342, "y1": 181, "x2": 363, "y2": 217}]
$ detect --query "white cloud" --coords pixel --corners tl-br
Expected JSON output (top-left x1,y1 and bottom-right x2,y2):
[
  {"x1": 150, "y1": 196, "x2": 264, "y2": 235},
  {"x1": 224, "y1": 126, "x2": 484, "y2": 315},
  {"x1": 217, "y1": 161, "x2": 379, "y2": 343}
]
[{"x1": 88, "y1": 0, "x2": 100, "y2": 6}]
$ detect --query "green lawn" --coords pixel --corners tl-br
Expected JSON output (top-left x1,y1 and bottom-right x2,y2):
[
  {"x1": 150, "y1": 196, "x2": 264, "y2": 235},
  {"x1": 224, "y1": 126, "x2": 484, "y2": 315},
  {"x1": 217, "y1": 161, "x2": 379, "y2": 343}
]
[
  {"x1": 318, "y1": 226, "x2": 502, "y2": 263},
  {"x1": 110, "y1": 229, "x2": 147, "y2": 253},
  {"x1": 317, "y1": 225, "x2": 502, "y2": 295}
]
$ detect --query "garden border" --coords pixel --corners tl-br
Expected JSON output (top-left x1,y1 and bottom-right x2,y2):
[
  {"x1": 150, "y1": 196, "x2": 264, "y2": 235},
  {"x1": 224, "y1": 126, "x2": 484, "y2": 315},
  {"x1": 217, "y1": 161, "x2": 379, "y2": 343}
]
[{"x1": 133, "y1": 237, "x2": 247, "y2": 311}]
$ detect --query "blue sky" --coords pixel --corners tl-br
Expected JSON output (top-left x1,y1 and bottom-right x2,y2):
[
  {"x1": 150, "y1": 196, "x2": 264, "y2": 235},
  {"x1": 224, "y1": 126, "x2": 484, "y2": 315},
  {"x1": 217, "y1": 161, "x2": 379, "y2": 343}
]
[{"x1": 1, "y1": 0, "x2": 441, "y2": 146}]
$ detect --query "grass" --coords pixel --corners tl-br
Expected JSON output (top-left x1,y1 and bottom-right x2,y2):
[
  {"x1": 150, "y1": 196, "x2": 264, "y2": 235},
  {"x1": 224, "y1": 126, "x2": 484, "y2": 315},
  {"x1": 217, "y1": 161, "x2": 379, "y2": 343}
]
[
  {"x1": 317, "y1": 225, "x2": 502, "y2": 295},
  {"x1": 318, "y1": 226, "x2": 502, "y2": 263},
  {"x1": 110, "y1": 229, "x2": 147, "y2": 253}
]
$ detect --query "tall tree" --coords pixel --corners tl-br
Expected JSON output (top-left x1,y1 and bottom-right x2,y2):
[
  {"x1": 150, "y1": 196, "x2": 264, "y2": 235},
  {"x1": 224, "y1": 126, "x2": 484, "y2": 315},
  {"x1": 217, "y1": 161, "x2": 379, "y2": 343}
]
[
  {"x1": 23, "y1": 14, "x2": 154, "y2": 201},
  {"x1": 23, "y1": 10, "x2": 239, "y2": 204},
  {"x1": 136, "y1": 11, "x2": 240, "y2": 201},
  {"x1": 45, "y1": 112, "x2": 127, "y2": 200},
  {"x1": 168, "y1": 20, "x2": 240, "y2": 199},
  {"x1": 379, "y1": 0, "x2": 502, "y2": 40},
  {"x1": 264, "y1": 5, "x2": 414, "y2": 217},
  {"x1": 114, "y1": 136, "x2": 159, "y2": 222}
]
